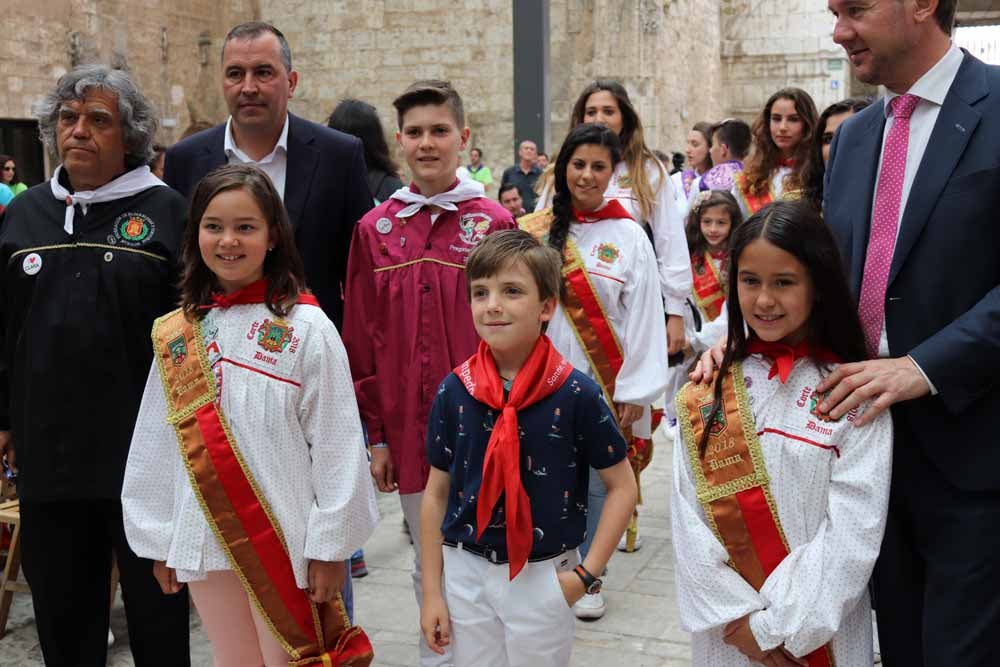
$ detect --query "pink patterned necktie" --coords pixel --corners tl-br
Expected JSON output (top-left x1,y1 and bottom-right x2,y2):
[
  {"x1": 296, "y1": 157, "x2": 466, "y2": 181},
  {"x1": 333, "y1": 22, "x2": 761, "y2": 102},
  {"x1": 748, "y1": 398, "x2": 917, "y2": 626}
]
[{"x1": 858, "y1": 93, "x2": 921, "y2": 357}]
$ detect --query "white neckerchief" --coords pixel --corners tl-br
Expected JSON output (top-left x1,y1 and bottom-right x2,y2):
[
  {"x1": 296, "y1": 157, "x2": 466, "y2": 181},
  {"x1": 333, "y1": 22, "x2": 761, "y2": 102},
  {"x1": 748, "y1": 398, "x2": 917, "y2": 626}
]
[
  {"x1": 390, "y1": 179, "x2": 485, "y2": 218},
  {"x1": 50, "y1": 165, "x2": 165, "y2": 234}
]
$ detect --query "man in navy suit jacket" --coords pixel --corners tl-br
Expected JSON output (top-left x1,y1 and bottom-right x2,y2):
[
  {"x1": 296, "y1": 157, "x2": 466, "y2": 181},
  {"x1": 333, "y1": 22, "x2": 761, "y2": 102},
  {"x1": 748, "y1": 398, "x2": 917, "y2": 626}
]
[
  {"x1": 164, "y1": 21, "x2": 372, "y2": 329},
  {"x1": 821, "y1": 1, "x2": 1000, "y2": 664}
]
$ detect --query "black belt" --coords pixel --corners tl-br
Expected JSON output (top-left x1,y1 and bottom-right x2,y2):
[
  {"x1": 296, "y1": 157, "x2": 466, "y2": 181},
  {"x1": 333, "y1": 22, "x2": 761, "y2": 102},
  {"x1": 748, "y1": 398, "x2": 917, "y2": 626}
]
[{"x1": 443, "y1": 540, "x2": 564, "y2": 565}]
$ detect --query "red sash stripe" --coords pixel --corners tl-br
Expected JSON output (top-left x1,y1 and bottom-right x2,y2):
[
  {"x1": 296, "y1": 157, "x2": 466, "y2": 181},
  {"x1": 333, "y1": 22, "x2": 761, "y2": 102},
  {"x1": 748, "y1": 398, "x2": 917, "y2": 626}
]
[
  {"x1": 196, "y1": 404, "x2": 319, "y2": 640},
  {"x1": 563, "y1": 266, "x2": 624, "y2": 378}
]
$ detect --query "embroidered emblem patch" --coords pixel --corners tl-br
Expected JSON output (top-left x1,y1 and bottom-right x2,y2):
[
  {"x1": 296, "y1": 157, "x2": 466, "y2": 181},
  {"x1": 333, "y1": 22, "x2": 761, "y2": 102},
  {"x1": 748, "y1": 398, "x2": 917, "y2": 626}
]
[
  {"x1": 594, "y1": 242, "x2": 621, "y2": 265},
  {"x1": 458, "y1": 213, "x2": 492, "y2": 245},
  {"x1": 699, "y1": 398, "x2": 727, "y2": 437},
  {"x1": 22, "y1": 253, "x2": 42, "y2": 276},
  {"x1": 257, "y1": 318, "x2": 294, "y2": 353},
  {"x1": 376, "y1": 217, "x2": 393, "y2": 234},
  {"x1": 167, "y1": 335, "x2": 188, "y2": 366},
  {"x1": 111, "y1": 211, "x2": 155, "y2": 246},
  {"x1": 808, "y1": 390, "x2": 839, "y2": 423}
]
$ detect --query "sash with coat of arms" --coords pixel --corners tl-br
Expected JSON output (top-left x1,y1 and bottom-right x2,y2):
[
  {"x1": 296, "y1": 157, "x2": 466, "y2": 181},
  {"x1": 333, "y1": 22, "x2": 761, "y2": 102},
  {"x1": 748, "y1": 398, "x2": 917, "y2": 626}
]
[
  {"x1": 675, "y1": 363, "x2": 835, "y2": 667},
  {"x1": 152, "y1": 307, "x2": 373, "y2": 667}
]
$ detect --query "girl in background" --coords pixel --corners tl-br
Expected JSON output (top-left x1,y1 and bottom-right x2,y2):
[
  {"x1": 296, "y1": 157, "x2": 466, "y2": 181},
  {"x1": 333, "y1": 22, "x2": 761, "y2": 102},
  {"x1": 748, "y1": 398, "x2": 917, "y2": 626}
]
[
  {"x1": 733, "y1": 88, "x2": 817, "y2": 217},
  {"x1": 800, "y1": 98, "x2": 871, "y2": 213}
]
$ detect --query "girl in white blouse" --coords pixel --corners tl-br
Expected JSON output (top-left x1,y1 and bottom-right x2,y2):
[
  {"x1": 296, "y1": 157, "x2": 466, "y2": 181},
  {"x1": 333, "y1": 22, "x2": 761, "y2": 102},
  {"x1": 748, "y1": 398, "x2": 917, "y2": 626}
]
[
  {"x1": 672, "y1": 200, "x2": 892, "y2": 666},
  {"x1": 122, "y1": 165, "x2": 378, "y2": 666}
]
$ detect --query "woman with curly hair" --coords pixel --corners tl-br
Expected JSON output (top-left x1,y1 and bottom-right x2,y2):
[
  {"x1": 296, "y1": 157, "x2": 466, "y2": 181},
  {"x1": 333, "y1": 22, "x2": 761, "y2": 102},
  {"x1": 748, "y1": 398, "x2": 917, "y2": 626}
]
[{"x1": 733, "y1": 88, "x2": 818, "y2": 217}]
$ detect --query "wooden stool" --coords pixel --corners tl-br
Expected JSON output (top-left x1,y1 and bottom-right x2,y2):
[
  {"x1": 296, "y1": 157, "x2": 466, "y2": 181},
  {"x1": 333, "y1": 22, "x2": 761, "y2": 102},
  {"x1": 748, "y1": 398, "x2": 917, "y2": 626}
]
[{"x1": 0, "y1": 499, "x2": 29, "y2": 639}]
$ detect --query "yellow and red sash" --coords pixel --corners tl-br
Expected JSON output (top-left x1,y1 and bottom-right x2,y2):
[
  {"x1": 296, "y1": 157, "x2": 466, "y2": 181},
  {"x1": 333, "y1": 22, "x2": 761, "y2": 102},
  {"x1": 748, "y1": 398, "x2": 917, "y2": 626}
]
[
  {"x1": 734, "y1": 171, "x2": 774, "y2": 215},
  {"x1": 691, "y1": 253, "x2": 725, "y2": 322},
  {"x1": 152, "y1": 308, "x2": 373, "y2": 667},
  {"x1": 675, "y1": 364, "x2": 834, "y2": 666},
  {"x1": 519, "y1": 210, "x2": 656, "y2": 506}
]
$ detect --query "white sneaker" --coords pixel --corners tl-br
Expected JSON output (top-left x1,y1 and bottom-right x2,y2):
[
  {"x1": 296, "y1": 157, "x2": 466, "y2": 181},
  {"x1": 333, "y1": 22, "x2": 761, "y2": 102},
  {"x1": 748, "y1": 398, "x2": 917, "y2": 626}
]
[
  {"x1": 617, "y1": 533, "x2": 642, "y2": 552},
  {"x1": 573, "y1": 592, "x2": 607, "y2": 620},
  {"x1": 107, "y1": 628, "x2": 115, "y2": 648}
]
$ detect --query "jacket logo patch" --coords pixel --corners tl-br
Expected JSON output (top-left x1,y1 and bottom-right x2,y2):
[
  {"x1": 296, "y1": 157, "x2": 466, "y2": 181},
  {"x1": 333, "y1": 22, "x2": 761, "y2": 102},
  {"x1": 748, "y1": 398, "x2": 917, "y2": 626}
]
[
  {"x1": 458, "y1": 213, "x2": 492, "y2": 245},
  {"x1": 111, "y1": 211, "x2": 156, "y2": 246}
]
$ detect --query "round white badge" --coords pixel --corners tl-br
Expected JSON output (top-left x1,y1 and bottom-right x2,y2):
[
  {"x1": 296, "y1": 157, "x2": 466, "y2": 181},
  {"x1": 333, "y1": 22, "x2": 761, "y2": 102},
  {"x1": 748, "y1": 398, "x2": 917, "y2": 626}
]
[
  {"x1": 375, "y1": 217, "x2": 393, "y2": 234},
  {"x1": 22, "y1": 253, "x2": 42, "y2": 276}
]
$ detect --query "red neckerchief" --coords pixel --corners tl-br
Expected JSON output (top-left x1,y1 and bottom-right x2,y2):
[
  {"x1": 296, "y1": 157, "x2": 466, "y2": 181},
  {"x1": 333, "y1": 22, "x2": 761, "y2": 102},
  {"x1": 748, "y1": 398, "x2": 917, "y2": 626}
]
[
  {"x1": 709, "y1": 249, "x2": 728, "y2": 262},
  {"x1": 776, "y1": 157, "x2": 796, "y2": 169},
  {"x1": 453, "y1": 336, "x2": 573, "y2": 580},
  {"x1": 203, "y1": 279, "x2": 320, "y2": 309},
  {"x1": 746, "y1": 337, "x2": 840, "y2": 383},
  {"x1": 572, "y1": 199, "x2": 633, "y2": 223}
]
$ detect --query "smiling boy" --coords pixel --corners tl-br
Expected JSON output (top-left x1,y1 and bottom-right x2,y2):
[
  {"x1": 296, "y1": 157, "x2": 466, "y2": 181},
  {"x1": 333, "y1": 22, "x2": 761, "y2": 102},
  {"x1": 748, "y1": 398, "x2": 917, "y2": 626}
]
[
  {"x1": 342, "y1": 79, "x2": 515, "y2": 667},
  {"x1": 418, "y1": 230, "x2": 637, "y2": 666}
]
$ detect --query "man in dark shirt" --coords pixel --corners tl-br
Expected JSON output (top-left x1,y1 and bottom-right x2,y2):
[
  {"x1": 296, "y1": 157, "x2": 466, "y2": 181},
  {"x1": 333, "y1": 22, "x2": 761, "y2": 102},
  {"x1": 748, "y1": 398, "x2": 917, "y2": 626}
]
[
  {"x1": 500, "y1": 139, "x2": 542, "y2": 212},
  {"x1": 0, "y1": 65, "x2": 190, "y2": 666}
]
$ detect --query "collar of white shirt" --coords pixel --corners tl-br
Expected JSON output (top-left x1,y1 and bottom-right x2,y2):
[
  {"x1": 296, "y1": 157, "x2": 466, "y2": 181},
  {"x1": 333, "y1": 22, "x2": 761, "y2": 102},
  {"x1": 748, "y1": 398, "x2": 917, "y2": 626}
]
[
  {"x1": 224, "y1": 114, "x2": 290, "y2": 164},
  {"x1": 883, "y1": 43, "x2": 964, "y2": 115}
]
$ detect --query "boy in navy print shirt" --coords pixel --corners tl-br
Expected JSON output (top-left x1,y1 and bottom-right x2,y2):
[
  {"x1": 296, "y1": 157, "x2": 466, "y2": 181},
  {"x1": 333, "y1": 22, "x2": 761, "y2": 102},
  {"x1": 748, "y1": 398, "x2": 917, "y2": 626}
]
[{"x1": 419, "y1": 230, "x2": 637, "y2": 666}]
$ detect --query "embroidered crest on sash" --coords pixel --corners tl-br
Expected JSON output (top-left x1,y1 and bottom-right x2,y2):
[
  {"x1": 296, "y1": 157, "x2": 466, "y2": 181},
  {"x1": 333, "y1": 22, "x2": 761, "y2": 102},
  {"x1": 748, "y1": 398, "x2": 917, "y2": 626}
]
[
  {"x1": 700, "y1": 398, "x2": 727, "y2": 436},
  {"x1": 257, "y1": 319, "x2": 294, "y2": 353},
  {"x1": 168, "y1": 334, "x2": 188, "y2": 366}
]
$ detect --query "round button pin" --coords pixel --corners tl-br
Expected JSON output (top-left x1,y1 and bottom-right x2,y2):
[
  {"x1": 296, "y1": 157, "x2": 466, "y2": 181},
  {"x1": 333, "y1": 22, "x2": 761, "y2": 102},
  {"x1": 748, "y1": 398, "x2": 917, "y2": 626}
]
[
  {"x1": 22, "y1": 253, "x2": 42, "y2": 276},
  {"x1": 104, "y1": 251, "x2": 114, "y2": 262}
]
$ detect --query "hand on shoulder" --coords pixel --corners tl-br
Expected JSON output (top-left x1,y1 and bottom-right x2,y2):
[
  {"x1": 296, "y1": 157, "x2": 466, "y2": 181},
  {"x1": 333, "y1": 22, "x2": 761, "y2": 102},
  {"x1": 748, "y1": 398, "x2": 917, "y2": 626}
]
[{"x1": 815, "y1": 356, "x2": 932, "y2": 426}]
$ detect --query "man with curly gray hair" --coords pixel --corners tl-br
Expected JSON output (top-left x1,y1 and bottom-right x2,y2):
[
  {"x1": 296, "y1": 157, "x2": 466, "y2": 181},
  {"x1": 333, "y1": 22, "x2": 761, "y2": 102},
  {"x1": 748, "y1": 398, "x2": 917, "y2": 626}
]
[{"x1": 0, "y1": 64, "x2": 191, "y2": 666}]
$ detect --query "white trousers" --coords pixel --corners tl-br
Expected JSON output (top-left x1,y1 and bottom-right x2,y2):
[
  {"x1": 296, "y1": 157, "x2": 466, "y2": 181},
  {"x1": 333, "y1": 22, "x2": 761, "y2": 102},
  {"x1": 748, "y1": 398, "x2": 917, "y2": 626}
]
[
  {"x1": 400, "y1": 491, "x2": 454, "y2": 667},
  {"x1": 442, "y1": 545, "x2": 577, "y2": 667}
]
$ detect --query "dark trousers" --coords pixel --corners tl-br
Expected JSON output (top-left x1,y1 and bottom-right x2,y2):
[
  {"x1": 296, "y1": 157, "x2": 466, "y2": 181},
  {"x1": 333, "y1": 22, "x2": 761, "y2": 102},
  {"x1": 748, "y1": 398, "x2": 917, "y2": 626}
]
[
  {"x1": 19, "y1": 499, "x2": 190, "y2": 667},
  {"x1": 873, "y1": 429, "x2": 1000, "y2": 666}
]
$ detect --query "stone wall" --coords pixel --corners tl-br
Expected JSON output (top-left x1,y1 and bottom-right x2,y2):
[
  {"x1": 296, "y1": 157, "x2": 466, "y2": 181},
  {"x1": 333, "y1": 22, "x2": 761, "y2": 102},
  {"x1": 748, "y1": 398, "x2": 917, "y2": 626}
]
[
  {"x1": 3, "y1": 0, "x2": 856, "y2": 187},
  {"x1": 720, "y1": 0, "x2": 849, "y2": 123},
  {"x1": 263, "y1": 0, "x2": 515, "y2": 191},
  {"x1": 548, "y1": 0, "x2": 724, "y2": 159},
  {"x1": 0, "y1": 0, "x2": 255, "y2": 153}
]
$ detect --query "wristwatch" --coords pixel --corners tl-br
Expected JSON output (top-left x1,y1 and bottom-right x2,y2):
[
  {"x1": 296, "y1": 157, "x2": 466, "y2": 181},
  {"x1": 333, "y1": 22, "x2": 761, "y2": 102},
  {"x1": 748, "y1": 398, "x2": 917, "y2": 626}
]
[{"x1": 573, "y1": 564, "x2": 603, "y2": 595}]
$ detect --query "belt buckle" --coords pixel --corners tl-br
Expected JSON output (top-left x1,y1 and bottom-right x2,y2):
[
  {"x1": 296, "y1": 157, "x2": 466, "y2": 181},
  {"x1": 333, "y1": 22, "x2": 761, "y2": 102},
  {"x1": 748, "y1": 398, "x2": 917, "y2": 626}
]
[{"x1": 489, "y1": 548, "x2": 498, "y2": 564}]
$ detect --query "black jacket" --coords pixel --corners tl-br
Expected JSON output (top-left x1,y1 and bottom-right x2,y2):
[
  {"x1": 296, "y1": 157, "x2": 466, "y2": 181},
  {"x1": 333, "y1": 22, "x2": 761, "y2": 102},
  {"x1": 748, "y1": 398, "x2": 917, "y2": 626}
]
[
  {"x1": 0, "y1": 179, "x2": 185, "y2": 500},
  {"x1": 163, "y1": 114, "x2": 373, "y2": 328}
]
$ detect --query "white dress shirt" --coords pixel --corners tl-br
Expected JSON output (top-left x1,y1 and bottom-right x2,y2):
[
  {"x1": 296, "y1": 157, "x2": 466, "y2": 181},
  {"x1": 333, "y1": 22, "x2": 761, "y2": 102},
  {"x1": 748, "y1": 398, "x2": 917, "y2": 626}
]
[
  {"x1": 224, "y1": 114, "x2": 290, "y2": 199},
  {"x1": 874, "y1": 43, "x2": 964, "y2": 361}
]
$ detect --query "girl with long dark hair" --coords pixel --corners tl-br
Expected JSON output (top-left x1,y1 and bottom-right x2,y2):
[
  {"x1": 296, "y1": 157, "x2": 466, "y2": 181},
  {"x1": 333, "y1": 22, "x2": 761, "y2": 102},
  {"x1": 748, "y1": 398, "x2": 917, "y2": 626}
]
[
  {"x1": 734, "y1": 88, "x2": 818, "y2": 216},
  {"x1": 520, "y1": 123, "x2": 667, "y2": 620},
  {"x1": 537, "y1": 80, "x2": 692, "y2": 364},
  {"x1": 123, "y1": 164, "x2": 379, "y2": 666},
  {"x1": 670, "y1": 200, "x2": 892, "y2": 666}
]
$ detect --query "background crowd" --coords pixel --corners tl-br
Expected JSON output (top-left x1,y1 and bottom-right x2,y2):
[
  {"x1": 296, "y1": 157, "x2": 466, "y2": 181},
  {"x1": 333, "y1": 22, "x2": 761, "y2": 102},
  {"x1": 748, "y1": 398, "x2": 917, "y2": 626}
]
[{"x1": 1, "y1": 1, "x2": 999, "y2": 666}]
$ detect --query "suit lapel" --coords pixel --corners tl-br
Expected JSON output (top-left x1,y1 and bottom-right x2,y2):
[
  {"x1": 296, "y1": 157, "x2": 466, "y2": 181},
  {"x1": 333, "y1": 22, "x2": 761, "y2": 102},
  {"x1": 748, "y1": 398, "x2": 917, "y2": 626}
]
[
  {"x1": 889, "y1": 55, "x2": 987, "y2": 286},
  {"x1": 283, "y1": 114, "x2": 318, "y2": 229},
  {"x1": 199, "y1": 125, "x2": 228, "y2": 178},
  {"x1": 844, "y1": 107, "x2": 886, "y2": 296}
]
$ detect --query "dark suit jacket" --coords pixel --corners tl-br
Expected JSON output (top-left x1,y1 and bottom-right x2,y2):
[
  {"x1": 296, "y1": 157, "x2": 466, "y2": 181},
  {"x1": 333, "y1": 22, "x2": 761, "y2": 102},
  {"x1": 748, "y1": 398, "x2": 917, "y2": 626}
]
[
  {"x1": 163, "y1": 113, "x2": 373, "y2": 328},
  {"x1": 824, "y1": 52, "x2": 1000, "y2": 491}
]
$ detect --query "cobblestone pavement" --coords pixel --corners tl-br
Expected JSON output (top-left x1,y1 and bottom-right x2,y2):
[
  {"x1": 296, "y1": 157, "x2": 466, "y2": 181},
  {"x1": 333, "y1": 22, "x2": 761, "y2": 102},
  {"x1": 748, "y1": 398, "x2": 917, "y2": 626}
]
[{"x1": 1, "y1": 429, "x2": 692, "y2": 666}]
